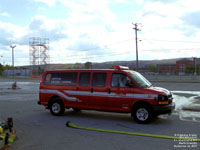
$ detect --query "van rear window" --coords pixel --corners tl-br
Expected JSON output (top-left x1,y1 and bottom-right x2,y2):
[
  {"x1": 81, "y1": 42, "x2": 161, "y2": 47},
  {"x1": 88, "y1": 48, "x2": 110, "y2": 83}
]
[{"x1": 44, "y1": 72, "x2": 77, "y2": 85}]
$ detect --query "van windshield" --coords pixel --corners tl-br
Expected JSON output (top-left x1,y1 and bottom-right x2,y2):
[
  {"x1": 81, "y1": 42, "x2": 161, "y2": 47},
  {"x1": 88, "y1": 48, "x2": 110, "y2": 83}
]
[{"x1": 126, "y1": 71, "x2": 152, "y2": 88}]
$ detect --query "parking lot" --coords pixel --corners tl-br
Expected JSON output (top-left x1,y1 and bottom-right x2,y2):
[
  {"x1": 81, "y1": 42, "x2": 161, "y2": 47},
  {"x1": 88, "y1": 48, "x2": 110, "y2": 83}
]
[{"x1": 0, "y1": 79, "x2": 200, "y2": 150}]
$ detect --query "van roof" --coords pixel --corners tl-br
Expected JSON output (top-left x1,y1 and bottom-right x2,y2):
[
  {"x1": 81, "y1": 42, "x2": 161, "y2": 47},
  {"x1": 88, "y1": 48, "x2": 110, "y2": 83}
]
[
  {"x1": 45, "y1": 66, "x2": 131, "y2": 72},
  {"x1": 45, "y1": 69, "x2": 117, "y2": 72}
]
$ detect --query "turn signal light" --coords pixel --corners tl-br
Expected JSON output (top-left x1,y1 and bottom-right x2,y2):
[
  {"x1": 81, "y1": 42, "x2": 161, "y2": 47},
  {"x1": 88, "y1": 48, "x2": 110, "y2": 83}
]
[{"x1": 158, "y1": 101, "x2": 169, "y2": 105}]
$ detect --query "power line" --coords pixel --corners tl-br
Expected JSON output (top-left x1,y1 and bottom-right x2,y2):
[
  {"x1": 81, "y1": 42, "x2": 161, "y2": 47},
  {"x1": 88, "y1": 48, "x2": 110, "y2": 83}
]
[
  {"x1": 142, "y1": 48, "x2": 200, "y2": 51},
  {"x1": 67, "y1": 38, "x2": 134, "y2": 52},
  {"x1": 3, "y1": 37, "x2": 200, "y2": 65},
  {"x1": 141, "y1": 38, "x2": 200, "y2": 43},
  {"x1": 5, "y1": 47, "x2": 200, "y2": 61}
]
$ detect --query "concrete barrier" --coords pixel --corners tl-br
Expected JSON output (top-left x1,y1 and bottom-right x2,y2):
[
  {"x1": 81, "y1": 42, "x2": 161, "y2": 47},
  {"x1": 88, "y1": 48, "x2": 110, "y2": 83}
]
[{"x1": 144, "y1": 75, "x2": 200, "y2": 83}]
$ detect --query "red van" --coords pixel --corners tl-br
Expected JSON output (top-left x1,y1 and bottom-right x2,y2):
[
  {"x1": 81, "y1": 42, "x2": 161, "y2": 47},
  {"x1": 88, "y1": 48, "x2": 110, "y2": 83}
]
[{"x1": 38, "y1": 66, "x2": 175, "y2": 123}]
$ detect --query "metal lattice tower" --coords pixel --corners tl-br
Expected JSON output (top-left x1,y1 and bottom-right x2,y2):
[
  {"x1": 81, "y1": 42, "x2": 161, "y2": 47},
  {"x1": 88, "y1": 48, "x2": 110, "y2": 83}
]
[{"x1": 29, "y1": 37, "x2": 50, "y2": 66}]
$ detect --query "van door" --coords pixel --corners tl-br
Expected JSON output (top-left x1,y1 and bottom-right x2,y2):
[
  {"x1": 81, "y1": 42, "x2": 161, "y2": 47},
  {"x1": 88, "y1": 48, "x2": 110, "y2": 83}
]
[
  {"x1": 67, "y1": 72, "x2": 91, "y2": 109},
  {"x1": 89, "y1": 72, "x2": 108, "y2": 110},
  {"x1": 108, "y1": 73, "x2": 136, "y2": 112}
]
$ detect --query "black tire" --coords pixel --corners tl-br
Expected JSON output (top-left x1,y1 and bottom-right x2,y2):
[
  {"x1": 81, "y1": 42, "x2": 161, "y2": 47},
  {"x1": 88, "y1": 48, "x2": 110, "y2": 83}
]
[
  {"x1": 49, "y1": 99, "x2": 65, "y2": 116},
  {"x1": 73, "y1": 108, "x2": 81, "y2": 112},
  {"x1": 132, "y1": 104, "x2": 153, "y2": 124}
]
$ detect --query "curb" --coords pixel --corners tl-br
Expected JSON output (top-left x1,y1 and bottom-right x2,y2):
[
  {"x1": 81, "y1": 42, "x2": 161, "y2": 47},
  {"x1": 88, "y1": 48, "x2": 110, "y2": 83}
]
[
  {"x1": 150, "y1": 80, "x2": 200, "y2": 83},
  {"x1": 181, "y1": 104, "x2": 200, "y2": 112}
]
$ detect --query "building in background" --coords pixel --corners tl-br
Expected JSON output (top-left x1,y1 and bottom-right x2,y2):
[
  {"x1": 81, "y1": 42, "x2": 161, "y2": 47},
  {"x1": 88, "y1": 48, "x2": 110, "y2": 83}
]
[
  {"x1": 157, "y1": 57, "x2": 200, "y2": 75},
  {"x1": 157, "y1": 64, "x2": 176, "y2": 75}
]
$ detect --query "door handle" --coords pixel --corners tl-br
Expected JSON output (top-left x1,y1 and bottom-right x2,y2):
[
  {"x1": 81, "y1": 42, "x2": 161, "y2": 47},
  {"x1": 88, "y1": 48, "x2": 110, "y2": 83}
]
[{"x1": 91, "y1": 88, "x2": 93, "y2": 93}]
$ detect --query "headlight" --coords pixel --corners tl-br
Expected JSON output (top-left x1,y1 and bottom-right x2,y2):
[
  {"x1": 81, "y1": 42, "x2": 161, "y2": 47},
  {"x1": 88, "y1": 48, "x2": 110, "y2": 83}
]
[
  {"x1": 158, "y1": 95, "x2": 166, "y2": 101},
  {"x1": 158, "y1": 95, "x2": 169, "y2": 105}
]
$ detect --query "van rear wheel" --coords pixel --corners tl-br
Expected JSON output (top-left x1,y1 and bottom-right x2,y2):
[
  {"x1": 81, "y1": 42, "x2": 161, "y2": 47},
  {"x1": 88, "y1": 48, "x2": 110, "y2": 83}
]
[
  {"x1": 132, "y1": 104, "x2": 153, "y2": 124},
  {"x1": 50, "y1": 99, "x2": 65, "y2": 116}
]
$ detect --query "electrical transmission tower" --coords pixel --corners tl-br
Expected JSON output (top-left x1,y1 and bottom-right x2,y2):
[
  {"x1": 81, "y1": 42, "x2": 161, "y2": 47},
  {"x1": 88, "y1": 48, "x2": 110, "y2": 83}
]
[{"x1": 29, "y1": 37, "x2": 50, "y2": 74}]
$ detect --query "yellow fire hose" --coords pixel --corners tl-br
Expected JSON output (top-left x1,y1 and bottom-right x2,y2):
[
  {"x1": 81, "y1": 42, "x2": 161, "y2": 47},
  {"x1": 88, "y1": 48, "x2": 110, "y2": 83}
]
[
  {"x1": 0, "y1": 126, "x2": 15, "y2": 143},
  {"x1": 66, "y1": 121, "x2": 200, "y2": 142},
  {"x1": 0, "y1": 134, "x2": 15, "y2": 143}
]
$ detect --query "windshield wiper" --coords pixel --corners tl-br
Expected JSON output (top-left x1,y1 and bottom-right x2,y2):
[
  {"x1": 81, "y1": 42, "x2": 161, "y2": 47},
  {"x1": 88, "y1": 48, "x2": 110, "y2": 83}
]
[
  {"x1": 141, "y1": 85, "x2": 149, "y2": 88},
  {"x1": 149, "y1": 84, "x2": 153, "y2": 87}
]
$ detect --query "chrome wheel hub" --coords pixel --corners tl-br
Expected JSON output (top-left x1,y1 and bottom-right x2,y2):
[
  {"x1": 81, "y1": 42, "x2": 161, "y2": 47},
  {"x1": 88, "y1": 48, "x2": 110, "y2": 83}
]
[
  {"x1": 52, "y1": 103, "x2": 61, "y2": 114},
  {"x1": 136, "y1": 108, "x2": 149, "y2": 121}
]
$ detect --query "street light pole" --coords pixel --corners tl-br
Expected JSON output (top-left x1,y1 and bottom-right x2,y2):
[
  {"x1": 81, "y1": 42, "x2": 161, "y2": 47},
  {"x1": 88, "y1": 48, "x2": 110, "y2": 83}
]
[{"x1": 10, "y1": 45, "x2": 16, "y2": 67}]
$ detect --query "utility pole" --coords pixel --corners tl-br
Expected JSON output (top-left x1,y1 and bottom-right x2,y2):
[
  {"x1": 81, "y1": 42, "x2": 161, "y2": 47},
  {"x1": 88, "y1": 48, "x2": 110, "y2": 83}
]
[
  {"x1": 194, "y1": 57, "x2": 197, "y2": 76},
  {"x1": 132, "y1": 23, "x2": 141, "y2": 71},
  {"x1": 0, "y1": 56, "x2": 3, "y2": 64},
  {"x1": 10, "y1": 45, "x2": 16, "y2": 67}
]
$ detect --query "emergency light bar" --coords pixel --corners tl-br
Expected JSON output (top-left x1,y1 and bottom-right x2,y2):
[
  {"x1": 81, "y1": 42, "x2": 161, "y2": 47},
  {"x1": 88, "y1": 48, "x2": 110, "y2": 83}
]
[{"x1": 114, "y1": 66, "x2": 129, "y2": 70}]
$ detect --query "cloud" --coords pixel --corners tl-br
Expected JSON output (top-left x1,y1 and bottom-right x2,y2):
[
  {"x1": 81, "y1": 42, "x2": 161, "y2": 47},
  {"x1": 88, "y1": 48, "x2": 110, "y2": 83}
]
[
  {"x1": 1, "y1": 0, "x2": 127, "y2": 65},
  {"x1": 33, "y1": 0, "x2": 57, "y2": 6},
  {"x1": 147, "y1": 0, "x2": 180, "y2": 3},
  {"x1": 182, "y1": 11, "x2": 200, "y2": 28},
  {"x1": 0, "y1": 22, "x2": 28, "y2": 46},
  {"x1": 1, "y1": 12, "x2": 10, "y2": 17},
  {"x1": 130, "y1": 0, "x2": 200, "y2": 59},
  {"x1": 59, "y1": 0, "x2": 116, "y2": 24},
  {"x1": 2, "y1": 0, "x2": 200, "y2": 65},
  {"x1": 27, "y1": 15, "x2": 68, "y2": 40},
  {"x1": 38, "y1": 7, "x2": 46, "y2": 10}
]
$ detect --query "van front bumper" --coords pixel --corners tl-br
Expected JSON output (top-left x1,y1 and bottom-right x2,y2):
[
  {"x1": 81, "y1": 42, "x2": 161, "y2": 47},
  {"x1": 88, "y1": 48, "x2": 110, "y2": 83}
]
[{"x1": 153, "y1": 102, "x2": 175, "y2": 115}]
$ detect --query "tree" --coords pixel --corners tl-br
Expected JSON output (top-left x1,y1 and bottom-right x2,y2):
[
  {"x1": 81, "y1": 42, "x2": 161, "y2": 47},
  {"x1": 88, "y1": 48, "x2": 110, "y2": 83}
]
[
  {"x1": 73, "y1": 63, "x2": 81, "y2": 69},
  {"x1": 0, "y1": 63, "x2": 3, "y2": 75},
  {"x1": 85, "y1": 62, "x2": 92, "y2": 69},
  {"x1": 185, "y1": 65, "x2": 195, "y2": 74},
  {"x1": 149, "y1": 65, "x2": 158, "y2": 73},
  {"x1": 0, "y1": 64, "x2": 13, "y2": 76},
  {"x1": 197, "y1": 66, "x2": 200, "y2": 75}
]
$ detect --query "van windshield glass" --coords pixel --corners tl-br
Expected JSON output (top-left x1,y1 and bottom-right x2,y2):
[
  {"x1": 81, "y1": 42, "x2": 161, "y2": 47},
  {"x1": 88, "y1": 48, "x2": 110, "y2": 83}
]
[{"x1": 126, "y1": 71, "x2": 152, "y2": 88}]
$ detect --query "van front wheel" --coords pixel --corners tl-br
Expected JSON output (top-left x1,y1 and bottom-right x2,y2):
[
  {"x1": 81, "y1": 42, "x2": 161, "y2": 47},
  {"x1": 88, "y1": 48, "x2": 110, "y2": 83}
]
[
  {"x1": 132, "y1": 105, "x2": 153, "y2": 124},
  {"x1": 50, "y1": 99, "x2": 65, "y2": 116}
]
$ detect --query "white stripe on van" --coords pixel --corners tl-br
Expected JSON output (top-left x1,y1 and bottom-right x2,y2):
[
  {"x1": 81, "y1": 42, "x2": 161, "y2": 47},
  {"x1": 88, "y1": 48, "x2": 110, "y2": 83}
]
[
  {"x1": 40, "y1": 89, "x2": 157, "y2": 101},
  {"x1": 40, "y1": 89, "x2": 77, "y2": 102},
  {"x1": 64, "y1": 90, "x2": 157, "y2": 100}
]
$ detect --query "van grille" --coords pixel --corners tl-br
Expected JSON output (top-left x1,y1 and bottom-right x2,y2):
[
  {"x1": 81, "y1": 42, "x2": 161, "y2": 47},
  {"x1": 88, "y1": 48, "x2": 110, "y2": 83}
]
[{"x1": 168, "y1": 94, "x2": 173, "y2": 104}]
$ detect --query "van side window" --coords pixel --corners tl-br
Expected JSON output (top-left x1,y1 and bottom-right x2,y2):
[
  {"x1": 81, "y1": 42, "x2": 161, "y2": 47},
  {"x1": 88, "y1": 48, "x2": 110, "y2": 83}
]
[
  {"x1": 79, "y1": 72, "x2": 91, "y2": 86},
  {"x1": 111, "y1": 73, "x2": 133, "y2": 88},
  {"x1": 44, "y1": 72, "x2": 77, "y2": 85},
  {"x1": 92, "y1": 73, "x2": 107, "y2": 87}
]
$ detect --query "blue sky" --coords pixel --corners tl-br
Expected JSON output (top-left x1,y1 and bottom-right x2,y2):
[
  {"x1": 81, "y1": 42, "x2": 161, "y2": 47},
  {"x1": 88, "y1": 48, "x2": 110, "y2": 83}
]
[{"x1": 0, "y1": 0, "x2": 200, "y2": 66}]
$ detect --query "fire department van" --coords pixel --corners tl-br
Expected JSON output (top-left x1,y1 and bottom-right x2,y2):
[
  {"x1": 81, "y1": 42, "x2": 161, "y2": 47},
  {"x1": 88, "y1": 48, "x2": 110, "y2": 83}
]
[{"x1": 38, "y1": 66, "x2": 175, "y2": 123}]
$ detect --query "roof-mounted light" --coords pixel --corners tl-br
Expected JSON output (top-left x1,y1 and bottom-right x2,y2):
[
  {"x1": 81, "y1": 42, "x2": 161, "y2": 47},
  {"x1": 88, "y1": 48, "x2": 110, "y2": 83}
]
[{"x1": 114, "y1": 66, "x2": 129, "y2": 70}]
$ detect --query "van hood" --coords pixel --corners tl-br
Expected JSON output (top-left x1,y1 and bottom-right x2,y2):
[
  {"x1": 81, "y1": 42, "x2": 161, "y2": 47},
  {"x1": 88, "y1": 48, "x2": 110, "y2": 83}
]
[{"x1": 148, "y1": 86, "x2": 171, "y2": 96}]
